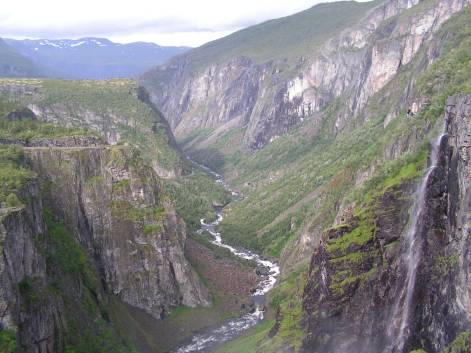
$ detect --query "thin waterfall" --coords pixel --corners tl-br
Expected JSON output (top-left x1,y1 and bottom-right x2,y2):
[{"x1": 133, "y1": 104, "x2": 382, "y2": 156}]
[{"x1": 387, "y1": 129, "x2": 447, "y2": 353}]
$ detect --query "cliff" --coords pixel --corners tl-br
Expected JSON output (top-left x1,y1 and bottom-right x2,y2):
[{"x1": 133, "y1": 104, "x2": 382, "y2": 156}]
[
  {"x1": 0, "y1": 135, "x2": 209, "y2": 352},
  {"x1": 0, "y1": 183, "x2": 58, "y2": 353},
  {"x1": 141, "y1": 0, "x2": 470, "y2": 152},
  {"x1": 301, "y1": 94, "x2": 471, "y2": 353},
  {"x1": 25, "y1": 142, "x2": 209, "y2": 314}
]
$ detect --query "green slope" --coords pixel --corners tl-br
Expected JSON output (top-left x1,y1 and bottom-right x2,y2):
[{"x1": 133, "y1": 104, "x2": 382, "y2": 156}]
[
  {"x1": 144, "y1": 0, "x2": 380, "y2": 80},
  {"x1": 0, "y1": 78, "x2": 181, "y2": 171},
  {"x1": 190, "y1": 1, "x2": 379, "y2": 65}
]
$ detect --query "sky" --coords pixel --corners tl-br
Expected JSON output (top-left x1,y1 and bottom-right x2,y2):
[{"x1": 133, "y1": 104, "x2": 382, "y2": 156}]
[{"x1": 0, "y1": 0, "x2": 327, "y2": 47}]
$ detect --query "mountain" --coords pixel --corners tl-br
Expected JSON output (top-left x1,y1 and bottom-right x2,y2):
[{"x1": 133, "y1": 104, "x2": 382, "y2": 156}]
[
  {"x1": 140, "y1": 0, "x2": 380, "y2": 146},
  {"x1": 140, "y1": 0, "x2": 471, "y2": 352},
  {"x1": 4, "y1": 37, "x2": 189, "y2": 79},
  {"x1": 0, "y1": 39, "x2": 39, "y2": 77}
]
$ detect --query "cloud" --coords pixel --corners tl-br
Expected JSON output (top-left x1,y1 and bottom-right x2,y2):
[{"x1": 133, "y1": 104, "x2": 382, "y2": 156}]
[{"x1": 0, "y1": 0, "x2": 338, "y2": 46}]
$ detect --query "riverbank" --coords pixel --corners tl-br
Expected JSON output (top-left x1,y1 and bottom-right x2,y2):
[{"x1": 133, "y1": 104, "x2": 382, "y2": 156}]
[
  {"x1": 109, "y1": 233, "x2": 259, "y2": 353},
  {"x1": 169, "y1": 164, "x2": 280, "y2": 353}
]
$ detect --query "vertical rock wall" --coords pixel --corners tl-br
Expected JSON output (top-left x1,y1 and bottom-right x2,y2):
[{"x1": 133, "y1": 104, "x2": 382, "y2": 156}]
[{"x1": 301, "y1": 94, "x2": 471, "y2": 353}]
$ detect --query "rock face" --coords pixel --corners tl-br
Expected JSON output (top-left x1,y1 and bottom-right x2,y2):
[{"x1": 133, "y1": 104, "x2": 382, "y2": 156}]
[
  {"x1": 141, "y1": 0, "x2": 470, "y2": 150},
  {"x1": 25, "y1": 142, "x2": 209, "y2": 316},
  {"x1": 0, "y1": 183, "x2": 59, "y2": 353},
  {"x1": 301, "y1": 94, "x2": 471, "y2": 353},
  {"x1": 0, "y1": 138, "x2": 209, "y2": 352}
]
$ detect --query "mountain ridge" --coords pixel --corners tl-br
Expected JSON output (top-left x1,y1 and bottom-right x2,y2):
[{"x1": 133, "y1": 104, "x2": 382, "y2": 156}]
[
  {"x1": 0, "y1": 39, "x2": 39, "y2": 77},
  {"x1": 2, "y1": 37, "x2": 190, "y2": 79}
]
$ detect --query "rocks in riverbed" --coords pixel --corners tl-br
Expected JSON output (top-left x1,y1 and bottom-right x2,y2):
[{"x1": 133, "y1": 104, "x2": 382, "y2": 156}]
[
  {"x1": 255, "y1": 265, "x2": 271, "y2": 276},
  {"x1": 240, "y1": 301, "x2": 256, "y2": 312},
  {"x1": 212, "y1": 201, "x2": 224, "y2": 207}
]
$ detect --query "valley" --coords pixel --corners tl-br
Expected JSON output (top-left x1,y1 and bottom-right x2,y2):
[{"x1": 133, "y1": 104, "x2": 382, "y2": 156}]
[{"x1": 0, "y1": 0, "x2": 470, "y2": 352}]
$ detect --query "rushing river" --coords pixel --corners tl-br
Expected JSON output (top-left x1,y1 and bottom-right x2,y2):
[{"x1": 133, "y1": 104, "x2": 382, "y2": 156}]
[{"x1": 171, "y1": 163, "x2": 280, "y2": 353}]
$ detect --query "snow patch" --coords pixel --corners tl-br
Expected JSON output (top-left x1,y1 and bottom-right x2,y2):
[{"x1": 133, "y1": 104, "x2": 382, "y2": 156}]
[
  {"x1": 70, "y1": 41, "x2": 86, "y2": 47},
  {"x1": 43, "y1": 40, "x2": 61, "y2": 48}
]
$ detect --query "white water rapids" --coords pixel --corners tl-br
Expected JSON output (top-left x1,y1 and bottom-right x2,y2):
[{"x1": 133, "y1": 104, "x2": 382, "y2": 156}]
[{"x1": 171, "y1": 162, "x2": 280, "y2": 353}]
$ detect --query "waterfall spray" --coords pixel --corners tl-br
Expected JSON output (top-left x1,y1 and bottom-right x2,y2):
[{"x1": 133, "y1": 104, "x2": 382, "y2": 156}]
[{"x1": 387, "y1": 129, "x2": 447, "y2": 352}]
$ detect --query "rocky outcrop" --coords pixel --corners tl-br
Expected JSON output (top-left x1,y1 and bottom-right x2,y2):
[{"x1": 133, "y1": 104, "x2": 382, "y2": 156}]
[
  {"x1": 301, "y1": 183, "x2": 414, "y2": 353},
  {"x1": 141, "y1": 0, "x2": 470, "y2": 150},
  {"x1": 2, "y1": 107, "x2": 37, "y2": 121},
  {"x1": 0, "y1": 135, "x2": 210, "y2": 352},
  {"x1": 0, "y1": 79, "x2": 184, "y2": 178},
  {"x1": 446, "y1": 95, "x2": 471, "y2": 327},
  {"x1": 301, "y1": 94, "x2": 471, "y2": 353},
  {"x1": 25, "y1": 143, "x2": 209, "y2": 318}
]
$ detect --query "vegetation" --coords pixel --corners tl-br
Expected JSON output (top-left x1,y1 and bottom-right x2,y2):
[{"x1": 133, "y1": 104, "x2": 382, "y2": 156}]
[
  {"x1": 0, "y1": 116, "x2": 92, "y2": 141},
  {"x1": 145, "y1": 0, "x2": 380, "y2": 77},
  {"x1": 441, "y1": 332, "x2": 471, "y2": 353},
  {"x1": 18, "y1": 276, "x2": 42, "y2": 306},
  {"x1": 215, "y1": 6, "x2": 471, "y2": 261},
  {"x1": 214, "y1": 269, "x2": 307, "y2": 353},
  {"x1": 0, "y1": 4, "x2": 469, "y2": 353},
  {"x1": 42, "y1": 209, "x2": 137, "y2": 353},
  {"x1": 212, "y1": 319, "x2": 275, "y2": 353},
  {"x1": 0, "y1": 145, "x2": 35, "y2": 206},
  {"x1": 165, "y1": 170, "x2": 231, "y2": 232},
  {"x1": 0, "y1": 97, "x2": 99, "y2": 207},
  {"x1": 44, "y1": 209, "x2": 91, "y2": 276},
  {"x1": 264, "y1": 270, "x2": 306, "y2": 351},
  {"x1": 0, "y1": 78, "x2": 182, "y2": 172},
  {"x1": 0, "y1": 329, "x2": 16, "y2": 353},
  {"x1": 213, "y1": 7, "x2": 471, "y2": 353}
]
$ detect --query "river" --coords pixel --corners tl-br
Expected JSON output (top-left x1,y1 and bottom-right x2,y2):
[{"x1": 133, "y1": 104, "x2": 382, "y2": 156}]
[{"x1": 171, "y1": 162, "x2": 280, "y2": 353}]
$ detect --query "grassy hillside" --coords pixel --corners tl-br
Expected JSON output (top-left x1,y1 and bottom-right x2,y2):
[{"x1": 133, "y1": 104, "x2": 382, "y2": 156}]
[
  {"x1": 0, "y1": 78, "x2": 182, "y2": 172},
  {"x1": 0, "y1": 39, "x2": 38, "y2": 77},
  {"x1": 145, "y1": 0, "x2": 380, "y2": 79},
  {"x1": 191, "y1": 1, "x2": 379, "y2": 67}
]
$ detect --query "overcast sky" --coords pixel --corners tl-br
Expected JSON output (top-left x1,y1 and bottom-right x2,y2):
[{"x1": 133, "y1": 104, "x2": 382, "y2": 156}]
[{"x1": 1, "y1": 0, "x2": 331, "y2": 47}]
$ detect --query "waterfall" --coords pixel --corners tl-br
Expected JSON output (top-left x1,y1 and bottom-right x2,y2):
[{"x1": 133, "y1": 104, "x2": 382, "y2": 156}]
[{"x1": 387, "y1": 129, "x2": 447, "y2": 353}]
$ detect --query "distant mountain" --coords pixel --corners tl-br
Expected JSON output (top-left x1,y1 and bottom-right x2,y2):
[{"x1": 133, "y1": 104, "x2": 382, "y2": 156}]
[
  {"x1": 4, "y1": 37, "x2": 189, "y2": 79},
  {"x1": 0, "y1": 38, "x2": 39, "y2": 77}
]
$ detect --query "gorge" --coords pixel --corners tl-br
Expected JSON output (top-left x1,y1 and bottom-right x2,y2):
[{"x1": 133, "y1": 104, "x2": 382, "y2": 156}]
[
  {"x1": 172, "y1": 164, "x2": 279, "y2": 353},
  {"x1": 0, "y1": 0, "x2": 470, "y2": 352}
]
